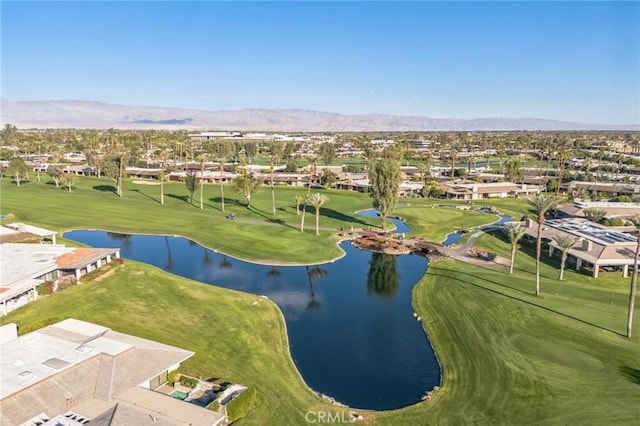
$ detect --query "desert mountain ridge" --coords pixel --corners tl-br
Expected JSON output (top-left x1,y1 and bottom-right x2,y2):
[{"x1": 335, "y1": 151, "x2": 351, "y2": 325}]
[{"x1": 2, "y1": 99, "x2": 638, "y2": 131}]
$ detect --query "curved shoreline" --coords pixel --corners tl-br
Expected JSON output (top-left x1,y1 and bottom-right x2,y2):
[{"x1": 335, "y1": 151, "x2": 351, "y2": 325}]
[
  {"x1": 60, "y1": 209, "x2": 500, "y2": 412},
  {"x1": 64, "y1": 227, "x2": 436, "y2": 412},
  {"x1": 63, "y1": 227, "x2": 349, "y2": 267}
]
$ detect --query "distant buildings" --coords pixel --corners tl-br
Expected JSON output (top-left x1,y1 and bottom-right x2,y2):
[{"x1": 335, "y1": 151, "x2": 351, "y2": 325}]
[
  {"x1": 441, "y1": 181, "x2": 542, "y2": 200},
  {"x1": 557, "y1": 201, "x2": 640, "y2": 219}
]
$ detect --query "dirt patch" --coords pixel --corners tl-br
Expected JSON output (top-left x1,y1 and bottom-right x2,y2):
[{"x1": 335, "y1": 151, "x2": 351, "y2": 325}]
[
  {"x1": 94, "y1": 268, "x2": 117, "y2": 282},
  {"x1": 130, "y1": 270, "x2": 146, "y2": 275}
]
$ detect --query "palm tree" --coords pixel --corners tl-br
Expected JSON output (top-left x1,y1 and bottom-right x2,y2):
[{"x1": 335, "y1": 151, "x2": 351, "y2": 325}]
[
  {"x1": 265, "y1": 142, "x2": 285, "y2": 216},
  {"x1": 184, "y1": 170, "x2": 198, "y2": 205},
  {"x1": 553, "y1": 234, "x2": 579, "y2": 280},
  {"x1": 160, "y1": 149, "x2": 168, "y2": 205},
  {"x1": 300, "y1": 156, "x2": 318, "y2": 232},
  {"x1": 449, "y1": 149, "x2": 458, "y2": 178},
  {"x1": 501, "y1": 222, "x2": 527, "y2": 274},
  {"x1": 528, "y1": 194, "x2": 561, "y2": 296},
  {"x1": 627, "y1": 214, "x2": 640, "y2": 338},
  {"x1": 198, "y1": 156, "x2": 206, "y2": 210},
  {"x1": 208, "y1": 140, "x2": 235, "y2": 212},
  {"x1": 264, "y1": 153, "x2": 278, "y2": 216},
  {"x1": 308, "y1": 193, "x2": 329, "y2": 236}
]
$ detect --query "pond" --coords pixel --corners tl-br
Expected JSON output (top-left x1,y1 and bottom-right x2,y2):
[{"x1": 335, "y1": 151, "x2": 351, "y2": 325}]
[{"x1": 65, "y1": 217, "x2": 440, "y2": 410}]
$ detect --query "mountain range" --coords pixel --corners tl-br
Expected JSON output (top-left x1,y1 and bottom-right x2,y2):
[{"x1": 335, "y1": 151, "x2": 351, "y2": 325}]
[{"x1": 2, "y1": 100, "x2": 638, "y2": 131}]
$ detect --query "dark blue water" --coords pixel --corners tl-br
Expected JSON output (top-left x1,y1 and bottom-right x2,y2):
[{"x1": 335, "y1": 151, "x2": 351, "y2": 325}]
[
  {"x1": 357, "y1": 209, "x2": 412, "y2": 234},
  {"x1": 65, "y1": 225, "x2": 440, "y2": 410}
]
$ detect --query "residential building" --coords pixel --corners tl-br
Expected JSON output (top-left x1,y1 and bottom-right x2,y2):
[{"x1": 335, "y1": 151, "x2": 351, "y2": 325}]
[
  {"x1": 523, "y1": 218, "x2": 638, "y2": 277},
  {"x1": 442, "y1": 181, "x2": 542, "y2": 200},
  {"x1": 0, "y1": 225, "x2": 120, "y2": 316},
  {"x1": 557, "y1": 201, "x2": 640, "y2": 219},
  {"x1": 0, "y1": 319, "x2": 224, "y2": 426}
]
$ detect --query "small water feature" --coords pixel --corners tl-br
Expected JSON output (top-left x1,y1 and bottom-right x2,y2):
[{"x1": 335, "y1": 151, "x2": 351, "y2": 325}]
[
  {"x1": 65, "y1": 225, "x2": 440, "y2": 411},
  {"x1": 356, "y1": 209, "x2": 412, "y2": 234},
  {"x1": 441, "y1": 215, "x2": 513, "y2": 246}
]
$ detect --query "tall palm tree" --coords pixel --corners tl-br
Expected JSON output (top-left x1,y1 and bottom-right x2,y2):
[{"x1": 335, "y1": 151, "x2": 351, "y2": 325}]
[
  {"x1": 528, "y1": 194, "x2": 561, "y2": 296},
  {"x1": 160, "y1": 148, "x2": 168, "y2": 205},
  {"x1": 300, "y1": 156, "x2": 318, "y2": 232},
  {"x1": 198, "y1": 156, "x2": 206, "y2": 210},
  {"x1": 449, "y1": 149, "x2": 458, "y2": 178},
  {"x1": 264, "y1": 153, "x2": 279, "y2": 216},
  {"x1": 627, "y1": 214, "x2": 640, "y2": 338},
  {"x1": 553, "y1": 234, "x2": 579, "y2": 280},
  {"x1": 501, "y1": 222, "x2": 527, "y2": 274},
  {"x1": 308, "y1": 193, "x2": 329, "y2": 236},
  {"x1": 267, "y1": 142, "x2": 285, "y2": 216}
]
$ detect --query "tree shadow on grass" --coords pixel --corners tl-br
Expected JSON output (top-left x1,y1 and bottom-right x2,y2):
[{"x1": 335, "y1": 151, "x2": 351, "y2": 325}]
[
  {"x1": 308, "y1": 207, "x2": 371, "y2": 227},
  {"x1": 431, "y1": 262, "x2": 532, "y2": 296},
  {"x1": 619, "y1": 366, "x2": 640, "y2": 385},
  {"x1": 481, "y1": 230, "x2": 592, "y2": 280},
  {"x1": 208, "y1": 197, "x2": 244, "y2": 212},
  {"x1": 249, "y1": 206, "x2": 298, "y2": 230},
  {"x1": 166, "y1": 193, "x2": 190, "y2": 203},
  {"x1": 427, "y1": 264, "x2": 624, "y2": 337},
  {"x1": 93, "y1": 185, "x2": 117, "y2": 195},
  {"x1": 130, "y1": 188, "x2": 159, "y2": 204}
]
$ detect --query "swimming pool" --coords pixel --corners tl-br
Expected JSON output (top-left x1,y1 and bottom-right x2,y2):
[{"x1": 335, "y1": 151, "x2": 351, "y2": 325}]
[{"x1": 170, "y1": 390, "x2": 188, "y2": 400}]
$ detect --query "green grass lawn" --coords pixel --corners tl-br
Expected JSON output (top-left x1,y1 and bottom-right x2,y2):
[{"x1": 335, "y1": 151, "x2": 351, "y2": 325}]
[
  {"x1": 0, "y1": 177, "x2": 382, "y2": 264},
  {"x1": 1, "y1": 177, "x2": 638, "y2": 424},
  {"x1": 377, "y1": 260, "x2": 640, "y2": 425},
  {"x1": 0, "y1": 261, "x2": 345, "y2": 424},
  {"x1": 394, "y1": 206, "x2": 496, "y2": 242}
]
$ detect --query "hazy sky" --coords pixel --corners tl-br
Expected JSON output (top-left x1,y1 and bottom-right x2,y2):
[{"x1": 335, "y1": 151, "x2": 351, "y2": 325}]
[{"x1": 2, "y1": 1, "x2": 639, "y2": 125}]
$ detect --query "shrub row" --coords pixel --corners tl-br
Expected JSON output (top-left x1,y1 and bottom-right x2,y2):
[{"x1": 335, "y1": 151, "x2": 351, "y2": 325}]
[
  {"x1": 79, "y1": 258, "x2": 124, "y2": 282},
  {"x1": 179, "y1": 375, "x2": 199, "y2": 388}
]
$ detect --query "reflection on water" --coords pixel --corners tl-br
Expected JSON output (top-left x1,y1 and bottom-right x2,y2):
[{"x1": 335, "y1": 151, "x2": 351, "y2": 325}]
[
  {"x1": 367, "y1": 253, "x2": 400, "y2": 298},
  {"x1": 64, "y1": 230, "x2": 440, "y2": 410}
]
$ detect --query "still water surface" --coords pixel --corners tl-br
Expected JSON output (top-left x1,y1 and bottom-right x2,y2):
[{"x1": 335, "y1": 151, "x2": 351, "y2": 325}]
[{"x1": 65, "y1": 219, "x2": 440, "y2": 410}]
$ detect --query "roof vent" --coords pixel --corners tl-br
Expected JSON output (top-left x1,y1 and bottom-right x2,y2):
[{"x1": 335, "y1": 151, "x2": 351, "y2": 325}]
[
  {"x1": 19, "y1": 370, "x2": 33, "y2": 379},
  {"x1": 43, "y1": 358, "x2": 71, "y2": 370},
  {"x1": 75, "y1": 345, "x2": 93, "y2": 354}
]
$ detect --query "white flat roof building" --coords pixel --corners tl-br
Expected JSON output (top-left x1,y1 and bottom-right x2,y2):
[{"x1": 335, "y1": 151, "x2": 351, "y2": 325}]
[
  {"x1": 0, "y1": 243, "x2": 120, "y2": 316},
  {"x1": 3, "y1": 223, "x2": 57, "y2": 244},
  {"x1": 525, "y1": 218, "x2": 638, "y2": 277},
  {"x1": 0, "y1": 319, "x2": 223, "y2": 426}
]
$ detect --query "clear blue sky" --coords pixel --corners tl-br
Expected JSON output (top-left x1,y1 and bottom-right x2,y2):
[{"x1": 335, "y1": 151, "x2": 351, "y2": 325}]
[{"x1": 2, "y1": 1, "x2": 639, "y2": 125}]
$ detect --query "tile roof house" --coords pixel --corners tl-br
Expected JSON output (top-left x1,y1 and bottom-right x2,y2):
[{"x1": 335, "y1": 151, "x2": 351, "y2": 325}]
[{"x1": 0, "y1": 242, "x2": 120, "y2": 316}]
